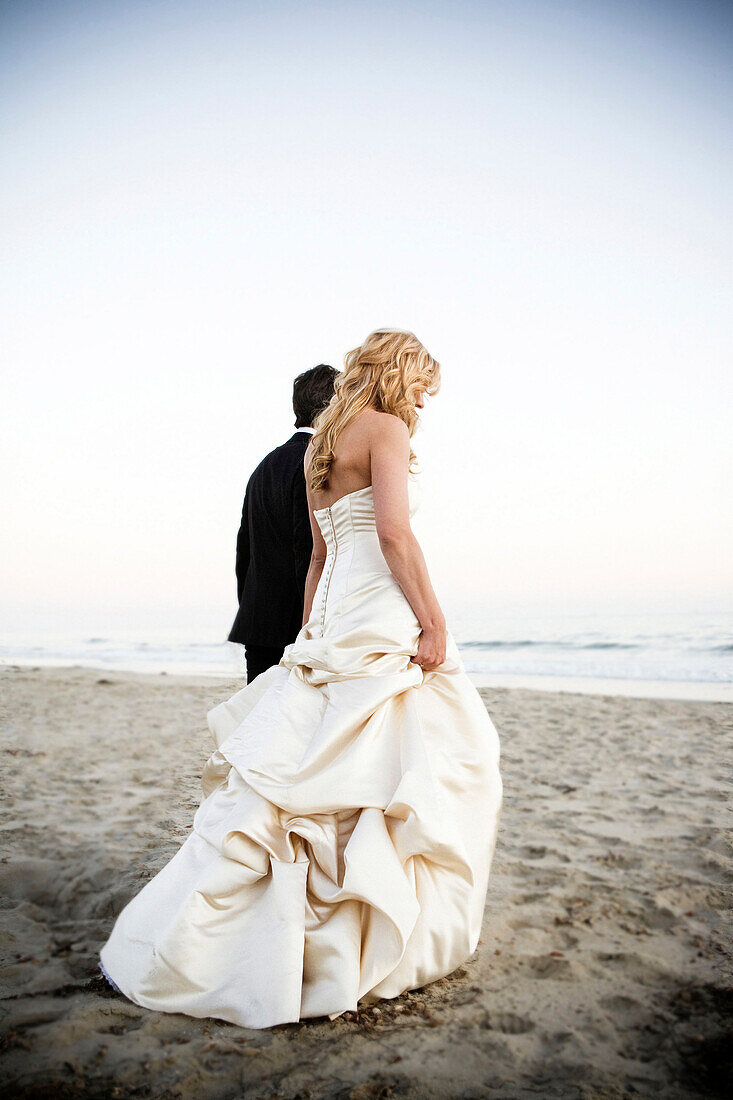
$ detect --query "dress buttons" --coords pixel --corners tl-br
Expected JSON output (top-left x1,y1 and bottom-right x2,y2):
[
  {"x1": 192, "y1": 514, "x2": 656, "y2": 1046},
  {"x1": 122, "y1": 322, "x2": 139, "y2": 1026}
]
[{"x1": 320, "y1": 507, "x2": 338, "y2": 635}]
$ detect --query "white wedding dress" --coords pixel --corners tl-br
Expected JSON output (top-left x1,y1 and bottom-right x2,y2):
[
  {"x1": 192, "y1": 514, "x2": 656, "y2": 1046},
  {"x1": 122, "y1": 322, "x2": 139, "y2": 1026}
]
[{"x1": 99, "y1": 474, "x2": 503, "y2": 1028}]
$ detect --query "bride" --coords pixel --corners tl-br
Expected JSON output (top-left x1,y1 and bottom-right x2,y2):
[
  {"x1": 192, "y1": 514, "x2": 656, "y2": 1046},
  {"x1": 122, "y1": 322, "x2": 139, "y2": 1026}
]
[{"x1": 99, "y1": 329, "x2": 503, "y2": 1029}]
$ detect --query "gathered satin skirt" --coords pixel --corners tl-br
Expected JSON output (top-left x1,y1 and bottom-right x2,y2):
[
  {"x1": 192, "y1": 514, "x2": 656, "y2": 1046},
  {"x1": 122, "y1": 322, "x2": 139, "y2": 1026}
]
[{"x1": 99, "y1": 496, "x2": 503, "y2": 1028}]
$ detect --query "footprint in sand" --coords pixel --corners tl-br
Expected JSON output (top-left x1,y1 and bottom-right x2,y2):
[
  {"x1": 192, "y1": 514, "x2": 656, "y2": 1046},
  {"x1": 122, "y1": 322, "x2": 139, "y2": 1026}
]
[
  {"x1": 481, "y1": 1011, "x2": 535, "y2": 1034},
  {"x1": 526, "y1": 954, "x2": 574, "y2": 979}
]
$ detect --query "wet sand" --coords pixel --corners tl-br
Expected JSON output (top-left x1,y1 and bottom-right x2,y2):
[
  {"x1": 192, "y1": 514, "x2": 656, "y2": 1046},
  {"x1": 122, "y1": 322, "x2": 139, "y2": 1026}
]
[{"x1": 1, "y1": 665, "x2": 731, "y2": 1098}]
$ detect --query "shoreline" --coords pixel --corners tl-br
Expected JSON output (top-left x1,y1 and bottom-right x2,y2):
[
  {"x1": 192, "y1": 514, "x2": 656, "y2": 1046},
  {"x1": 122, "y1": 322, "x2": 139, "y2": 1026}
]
[
  {"x1": 467, "y1": 670, "x2": 733, "y2": 702},
  {"x1": 1, "y1": 657, "x2": 731, "y2": 702}
]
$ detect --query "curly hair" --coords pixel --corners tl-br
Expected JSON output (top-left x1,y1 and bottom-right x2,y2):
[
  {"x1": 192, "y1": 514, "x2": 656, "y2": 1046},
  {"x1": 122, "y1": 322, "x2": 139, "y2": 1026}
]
[{"x1": 307, "y1": 329, "x2": 441, "y2": 493}]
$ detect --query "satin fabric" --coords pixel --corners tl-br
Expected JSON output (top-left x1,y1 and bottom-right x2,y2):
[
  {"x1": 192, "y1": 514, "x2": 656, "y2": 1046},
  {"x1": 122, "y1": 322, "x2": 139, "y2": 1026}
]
[{"x1": 99, "y1": 474, "x2": 503, "y2": 1029}]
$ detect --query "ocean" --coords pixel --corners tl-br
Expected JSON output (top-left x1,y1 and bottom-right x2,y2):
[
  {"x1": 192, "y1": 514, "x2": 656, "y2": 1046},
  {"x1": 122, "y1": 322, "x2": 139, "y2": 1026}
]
[{"x1": 1, "y1": 610, "x2": 730, "y2": 692}]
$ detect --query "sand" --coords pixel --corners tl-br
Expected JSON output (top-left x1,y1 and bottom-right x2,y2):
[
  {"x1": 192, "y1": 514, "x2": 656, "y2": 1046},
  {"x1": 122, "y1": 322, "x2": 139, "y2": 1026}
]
[{"x1": 0, "y1": 664, "x2": 730, "y2": 1099}]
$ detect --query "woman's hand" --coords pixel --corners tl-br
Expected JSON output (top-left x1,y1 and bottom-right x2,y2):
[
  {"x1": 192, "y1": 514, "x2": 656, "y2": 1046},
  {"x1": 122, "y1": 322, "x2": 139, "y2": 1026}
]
[{"x1": 411, "y1": 623, "x2": 447, "y2": 671}]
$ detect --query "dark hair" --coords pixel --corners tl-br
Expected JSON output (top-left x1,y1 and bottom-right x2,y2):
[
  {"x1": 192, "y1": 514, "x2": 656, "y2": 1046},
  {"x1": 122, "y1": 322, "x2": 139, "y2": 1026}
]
[{"x1": 292, "y1": 364, "x2": 338, "y2": 428}]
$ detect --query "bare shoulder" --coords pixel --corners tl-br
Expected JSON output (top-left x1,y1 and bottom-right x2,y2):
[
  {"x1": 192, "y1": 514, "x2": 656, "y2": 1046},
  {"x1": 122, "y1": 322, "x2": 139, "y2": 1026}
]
[{"x1": 362, "y1": 409, "x2": 410, "y2": 444}]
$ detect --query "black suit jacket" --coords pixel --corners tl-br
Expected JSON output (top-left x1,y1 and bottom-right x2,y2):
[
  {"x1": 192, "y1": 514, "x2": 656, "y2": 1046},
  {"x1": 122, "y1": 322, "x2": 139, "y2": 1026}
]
[{"x1": 228, "y1": 432, "x2": 313, "y2": 648}]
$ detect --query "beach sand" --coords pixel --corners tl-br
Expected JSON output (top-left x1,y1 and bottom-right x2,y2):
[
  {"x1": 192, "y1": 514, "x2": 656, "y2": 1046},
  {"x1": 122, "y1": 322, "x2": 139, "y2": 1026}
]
[{"x1": 0, "y1": 665, "x2": 730, "y2": 1099}]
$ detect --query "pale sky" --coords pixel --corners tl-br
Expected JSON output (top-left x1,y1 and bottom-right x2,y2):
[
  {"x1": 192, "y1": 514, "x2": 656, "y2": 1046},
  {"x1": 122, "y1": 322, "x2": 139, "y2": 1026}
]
[{"x1": 1, "y1": 0, "x2": 731, "y2": 641}]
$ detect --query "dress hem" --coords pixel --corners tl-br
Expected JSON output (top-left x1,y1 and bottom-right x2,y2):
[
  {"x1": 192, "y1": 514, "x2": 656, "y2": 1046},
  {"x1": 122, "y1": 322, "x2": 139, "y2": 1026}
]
[{"x1": 98, "y1": 959, "x2": 125, "y2": 996}]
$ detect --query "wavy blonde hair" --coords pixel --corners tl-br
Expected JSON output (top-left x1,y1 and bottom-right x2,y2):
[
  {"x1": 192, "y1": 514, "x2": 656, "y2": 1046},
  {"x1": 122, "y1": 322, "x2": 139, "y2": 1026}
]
[{"x1": 308, "y1": 329, "x2": 441, "y2": 493}]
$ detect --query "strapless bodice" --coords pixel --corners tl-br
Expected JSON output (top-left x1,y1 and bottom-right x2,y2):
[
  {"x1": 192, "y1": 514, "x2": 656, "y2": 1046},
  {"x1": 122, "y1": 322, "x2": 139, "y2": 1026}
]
[
  {"x1": 307, "y1": 475, "x2": 421, "y2": 636},
  {"x1": 280, "y1": 472, "x2": 463, "y2": 682},
  {"x1": 312, "y1": 472, "x2": 421, "y2": 544}
]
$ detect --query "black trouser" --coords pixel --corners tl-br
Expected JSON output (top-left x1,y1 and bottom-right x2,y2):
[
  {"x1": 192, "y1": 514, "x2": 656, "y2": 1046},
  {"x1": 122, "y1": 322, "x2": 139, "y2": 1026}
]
[{"x1": 244, "y1": 643, "x2": 284, "y2": 684}]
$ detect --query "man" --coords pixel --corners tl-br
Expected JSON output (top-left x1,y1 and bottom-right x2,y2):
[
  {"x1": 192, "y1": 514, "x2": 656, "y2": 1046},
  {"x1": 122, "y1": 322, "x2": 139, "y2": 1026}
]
[{"x1": 228, "y1": 364, "x2": 338, "y2": 682}]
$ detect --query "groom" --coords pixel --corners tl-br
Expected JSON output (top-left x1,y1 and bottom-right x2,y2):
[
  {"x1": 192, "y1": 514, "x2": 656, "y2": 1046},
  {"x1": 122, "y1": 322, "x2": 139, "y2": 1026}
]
[{"x1": 228, "y1": 364, "x2": 338, "y2": 683}]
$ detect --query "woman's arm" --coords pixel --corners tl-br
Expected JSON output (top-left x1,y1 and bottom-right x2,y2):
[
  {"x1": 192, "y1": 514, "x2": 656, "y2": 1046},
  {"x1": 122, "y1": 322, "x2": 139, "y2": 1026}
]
[
  {"x1": 302, "y1": 552, "x2": 326, "y2": 626},
  {"x1": 301, "y1": 443, "x2": 328, "y2": 626},
  {"x1": 370, "y1": 416, "x2": 447, "y2": 670}
]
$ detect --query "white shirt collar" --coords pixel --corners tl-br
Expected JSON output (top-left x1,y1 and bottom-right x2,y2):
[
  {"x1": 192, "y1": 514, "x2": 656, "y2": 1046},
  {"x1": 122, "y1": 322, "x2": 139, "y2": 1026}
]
[{"x1": 297, "y1": 426, "x2": 316, "y2": 435}]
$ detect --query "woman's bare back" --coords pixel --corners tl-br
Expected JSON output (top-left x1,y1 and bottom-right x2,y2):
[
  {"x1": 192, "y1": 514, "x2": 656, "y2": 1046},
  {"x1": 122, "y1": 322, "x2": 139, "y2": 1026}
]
[{"x1": 306, "y1": 409, "x2": 395, "y2": 510}]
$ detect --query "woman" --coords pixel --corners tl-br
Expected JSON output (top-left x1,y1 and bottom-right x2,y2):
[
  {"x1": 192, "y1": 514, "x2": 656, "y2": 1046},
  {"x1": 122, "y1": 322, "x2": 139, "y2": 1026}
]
[{"x1": 99, "y1": 329, "x2": 503, "y2": 1029}]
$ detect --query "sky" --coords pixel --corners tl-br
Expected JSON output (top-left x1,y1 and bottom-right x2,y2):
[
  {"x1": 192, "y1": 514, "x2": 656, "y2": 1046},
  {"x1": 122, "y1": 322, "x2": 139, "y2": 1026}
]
[{"x1": 1, "y1": 0, "x2": 731, "y2": 641}]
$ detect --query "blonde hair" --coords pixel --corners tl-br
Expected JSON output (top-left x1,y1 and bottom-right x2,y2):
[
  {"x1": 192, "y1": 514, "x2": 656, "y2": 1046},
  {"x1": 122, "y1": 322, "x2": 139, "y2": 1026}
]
[{"x1": 308, "y1": 329, "x2": 441, "y2": 492}]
